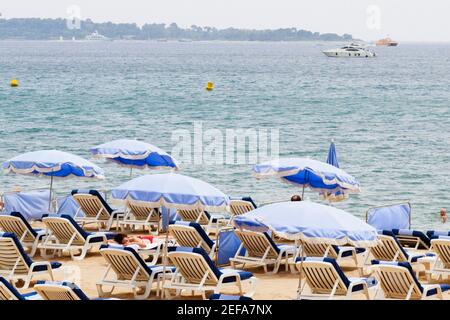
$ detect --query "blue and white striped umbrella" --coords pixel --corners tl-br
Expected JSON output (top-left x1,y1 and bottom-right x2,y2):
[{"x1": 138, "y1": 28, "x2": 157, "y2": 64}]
[
  {"x1": 2, "y1": 150, "x2": 104, "y2": 209},
  {"x1": 111, "y1": 173, "x2": 229, "y2": 212},
  {"x1": 2, "y1": 150, "x2": 104, "y2": 179},
  {"x1": 90, "y1": 139, "x2": 179, "y2": 170},
  {"x1": 253, "y1": 157, "x2": 360, "y2": 201},
  {"x1": 234, "y1": 201, "x2": 377, "y2": 247}
]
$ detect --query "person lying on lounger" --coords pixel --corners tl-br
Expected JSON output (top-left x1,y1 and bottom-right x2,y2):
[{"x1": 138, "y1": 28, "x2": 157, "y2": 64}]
[{"x1": 111, "y1": 233, "x2": 154, "y2": 248}]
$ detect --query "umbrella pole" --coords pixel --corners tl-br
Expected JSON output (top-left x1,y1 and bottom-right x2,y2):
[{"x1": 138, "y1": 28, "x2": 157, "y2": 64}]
[
  {"x1": 301, "y1": 185, "x2": 305, "y2": 199},
  {"x1": 161, "y1": 207, "x2": 169, "y2": 299},
  {"x1": 48, "y1": 174, "x2": 54, "y2": 211},
  {"x1": 130, "y1": 168, "x2": 133, "y2": 178},
  {"x1": 297, "y1": 239, "x2": 304, "y2": 300}
]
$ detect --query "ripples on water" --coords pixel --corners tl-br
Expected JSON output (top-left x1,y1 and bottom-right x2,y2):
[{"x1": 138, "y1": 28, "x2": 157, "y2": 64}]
[{"x1": 0, "y1": 41, "x2": 450, "y2": 230}]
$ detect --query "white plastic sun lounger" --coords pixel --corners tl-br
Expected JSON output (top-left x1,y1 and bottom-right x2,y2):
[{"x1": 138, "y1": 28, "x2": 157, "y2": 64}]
[
  {"x1": 427, "y1": 237, "x2": 450, "y2": 281},
  {"x1": 176, "y1": 208, "x2": 227, "y2": 234},
  {"x1": 296, "y1": 257, "x2": 376, "y2": 300},
  {"x1": 0, "y1": 276, "x2": 41, "y2": 300},
  {"x1": 301, "y1": 242, "x2": 367, "y2": 270},
  {"x1": 229, "y1": 200, "x2": 256, "y2": 217},
  {"x1": 169, "y1": 221, "x2": 217, "y2": 259},
  {"x1": 0, "y1": 212, "x2": 48, "y2": 257},
  {"x1": 230, "y1": 229, "x2": 296, "y2": 273},
  {"x1": 97, "y1": 245, "x2": 174, "y2": 300},
  {"x1": 39, "y1": 215, "x2": 112, "y2": 260},
  {"x1": 0, "y1": 232, "x2": 61, "y2": 289},
  {"x1": 165, "y1": 247, "x2": 257, "y2": 299},
  {"x1": 119, "y1": 199, "x2": 160, "y2": 234},
  {"x1": 34, "y1": 280, "x2": 116, "y2": 300},
  {"x1": 371, "y1": 260, "x2": 450, "y2": 300},
  {"x1": 72, "y1": 190, "x2": 123, "y2": 231}
]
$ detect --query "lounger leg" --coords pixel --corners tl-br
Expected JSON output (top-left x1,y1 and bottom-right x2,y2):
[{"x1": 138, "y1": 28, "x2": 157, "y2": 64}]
[
  {"x1": 134, "y1": 285, "x2": 152, "y2": 300},
  {"x1": 97, "y1": 284, "x2": 115, "y2": 297}
]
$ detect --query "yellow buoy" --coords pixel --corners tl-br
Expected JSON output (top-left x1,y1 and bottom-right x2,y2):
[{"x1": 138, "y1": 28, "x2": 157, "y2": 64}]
[
  {"x1": 10, "y1": 79, "x2": 19, "y2": 87},
  {"x1": 205, "y1": 82, "x2": 214, "y2": 91}
]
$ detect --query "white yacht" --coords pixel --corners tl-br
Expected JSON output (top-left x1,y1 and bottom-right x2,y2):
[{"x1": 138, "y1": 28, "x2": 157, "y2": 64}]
[
  {"x1": 85, "y1": 31, "x2": 111, "y2": 41},
  {"x1": 323, "y1": 43, "x2": 376, "y2": 58}
]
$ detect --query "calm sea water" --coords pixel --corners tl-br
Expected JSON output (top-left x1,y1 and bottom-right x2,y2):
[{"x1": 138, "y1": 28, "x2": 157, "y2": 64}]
[{"x1": 1, "y1": 40, "x2": 450, "y2": 230}]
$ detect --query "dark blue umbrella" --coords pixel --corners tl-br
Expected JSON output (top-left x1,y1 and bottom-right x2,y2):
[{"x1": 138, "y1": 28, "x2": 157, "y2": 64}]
[{"x1": 326, "y1": 139, "x2": 339, "y2": 168}]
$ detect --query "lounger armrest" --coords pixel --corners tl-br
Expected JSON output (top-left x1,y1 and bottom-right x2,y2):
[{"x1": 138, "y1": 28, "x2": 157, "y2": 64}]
[
  {"x1": 86, "y1": 233, "x2": 107, "y2": 243},
  {"x1": 347, "y1": 279, "x2": 368, "y2": 292},
  {"x1": 218, "y1": 271, "x2": 241, "y2": 283},
  {"x1": 29, "y1": 261, "x2": 52, "y2": 272},
  {"x1": 423, "y1": 284, "x2": 443, "y2": 296}
]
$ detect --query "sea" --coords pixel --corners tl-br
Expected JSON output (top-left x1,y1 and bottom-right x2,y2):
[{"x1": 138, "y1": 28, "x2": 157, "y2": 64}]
[{"x1": 1, "y1": 40, "x2": 450, "y2": 230}]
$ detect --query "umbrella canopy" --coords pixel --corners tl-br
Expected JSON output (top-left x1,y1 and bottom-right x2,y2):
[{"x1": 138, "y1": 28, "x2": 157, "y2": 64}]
[
  {"x1": 326, "y1": 140, "x2": 339, "y2": 168},
  {"x1": 233, "y1": 201, "x2": 377, "y2": 247},
  {"x1": 253, "y1": 157, "x2": 360, "y2": 200},
  {"x1": 111, "y1": 173, "x2": 229, "y2": 212},
  {"x1": 2, "y1": 150, "x2": 104, "y2": 179},
  {"x1": 90, "y1": 139, "x2": 179, "y2": 170}
]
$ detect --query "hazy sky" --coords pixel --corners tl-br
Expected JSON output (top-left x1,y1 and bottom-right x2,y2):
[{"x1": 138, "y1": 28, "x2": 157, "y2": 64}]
[{"x1": 2, "y1": 0, "x2": 449, "y2": 41}]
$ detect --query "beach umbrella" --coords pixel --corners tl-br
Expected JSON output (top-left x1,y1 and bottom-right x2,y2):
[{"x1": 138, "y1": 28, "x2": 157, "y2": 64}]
[
  {"x1": 326, "y1": 139, "x2": 339, "y2": 168},
  {"x1": 2, "y1": 150, "x2": 105, "y2": 209},
  {"x1": 111, "y1": 172, "x2": 230, "y2": 279},
  {"x1": 90, "y1": 139, "x2": 179, "y2": 177},
  {"x1": 253, "y1": 157, "x2": 360, "y2": 201},
  {"x1": 233, "y1": 201, "x2": 378, "y2": 296}
]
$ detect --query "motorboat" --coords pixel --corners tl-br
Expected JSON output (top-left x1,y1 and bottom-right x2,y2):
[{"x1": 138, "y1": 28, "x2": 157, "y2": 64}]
[{"x1": 322, "y1": 43, "x2": 376, "y2": 58}]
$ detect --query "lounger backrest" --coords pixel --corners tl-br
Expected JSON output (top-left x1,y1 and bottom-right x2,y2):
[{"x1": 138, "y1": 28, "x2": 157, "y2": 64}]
[
  {"x1": 229, "y1": 200, "x2": 255, "y2": 216},
  {"x1": 177, "y1": 208, "x2": 210, "y2": 225},
  {"x1": 0, "y1": 277, "x2": 23, "y2": 300},
  {"x1": 298, "y1": 257, "x2": 348, "y2": 295},
  {"x1": 71, "y1": 190, "x2": 112, "y2": 220},
  {"x1": 0, "y1": 212, "x2": 36, "y2": 242},
  {"x1": 169, "y1": 222, "x2": 214, "y2": 252},
  {"x1": 34, "y1": 281, "x2": 89, "y2": 300},
  {"x1": 0, "y1": 233, "x2": 32, "y2": 275},
  {"x1": 431, "y1": 239, "x2": 450, "y2": 269},
  {"x1": 302, "y1": 242, "x2": 338, "y2": 259},
  {"x1": 126, "y1": 199, "x2": 159, "y2": 222},
  {"x1": 100, "y1": 246, "x2": 151, "y2": 281},
  {"x1": 42, "y1": 215, "x2": 87, "y2": 245},
  {"x1": 371, "y1": 233, "x2": 408, "y2": 262},
  {"x1": 371, "y1": 261, "x2": 422, "y2": 299},
  {"x1": 234, "y1": 230, "x2": 279, "y2": 259},
  {"x1": 168, "y1": 247, "x2": 220, "y2": 285}
]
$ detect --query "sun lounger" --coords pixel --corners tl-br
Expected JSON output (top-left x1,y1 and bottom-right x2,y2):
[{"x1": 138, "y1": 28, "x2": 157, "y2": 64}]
[
  {"x1": 72, "y1": 189, "x2": 123, "y2": 231},
  {"x1": 97, "y1": 244, "x2": 174, "y2": 299},
  {"x1": 230, "y1": 229, "x2": 296, "y2": 273},
  {"x1": 301, "y1": 242, "x2": 367, "y2": 270},
  {"x1": 169, "y1": 221, "x2": 217, "y2": 259},
  {"x1": 390, "y1": 229, "x2": 430, "y2": 250},
  {"x1": 119, "y1": 198, "x2": 160, "y2": 234},
  {"x1": 368, "y1": 231, "x2": 434, "y2": 275},
  {"x1": 295, "y1": 257, "x2": 376, "y2": 300},
  {"x1": 176, "y1": 208, "x2": 227, "y2": 234},
  {"x1": 0, "y1": 212, "x2": 48, "y2": 257},
  {"x1": 427, "y1": 237, "x2": 450, "y2": 281},
  {"x1": 371, "y1": 260, "x2": 450, "y2": 300},
  {"x1": 165, "y1": 247, "x2": 257, "y2": 299},
  {"x1": 34, "y1": 280, "x2": 115, "y2": 300},
  {"x1": 427, "y1": 230, "x2": 450, "y2": 238},
  {"x1": 0, "y1": 232, "x2": 61, "y2": 289},
  {"x1": 0, "y1": 276, "x2": 41, "y2": 300},
  {"x1": 209, "y1": 293, "x2": 253, "y2": 300},
  {"x1": 229, "y1": 199, "x2": 256, "y2": 217},
  {"x1": 39, "y1": 215, "x2": 114, "y2": 260}
]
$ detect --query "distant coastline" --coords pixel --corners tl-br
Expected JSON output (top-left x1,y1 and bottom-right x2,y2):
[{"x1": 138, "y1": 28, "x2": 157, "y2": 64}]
[{"x1": 0, "y1": 18, "x2": 353, "y2": 42}]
